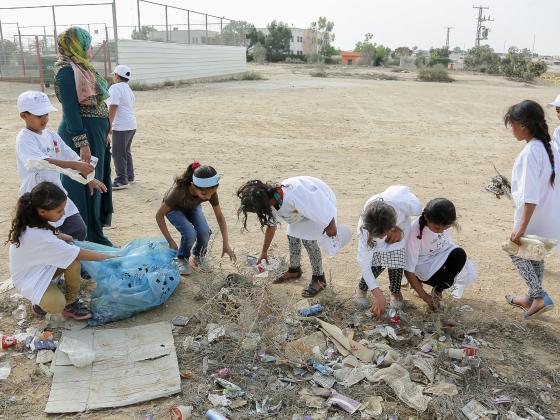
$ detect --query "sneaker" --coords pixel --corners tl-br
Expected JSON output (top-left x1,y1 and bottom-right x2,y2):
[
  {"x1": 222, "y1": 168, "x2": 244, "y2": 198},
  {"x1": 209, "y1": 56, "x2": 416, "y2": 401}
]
[
  {"x1": 128, "y1": 178, "x2": 136, "y2": 184},
  {"x1": 32, "y1": 305, "x2": 47, "y2": 318},
  {"x1": 112, "y1": 181, "x2": 129, "y2": 190},
  {"x1": 63, "y1": 300, "x2": 92, "y2": 321},
  {"x1": 174, "y1": 258, "x2": 192, "y2": 276},
  {"x1": 189, "y1": 255, "x2": 213, "y2": 273}
]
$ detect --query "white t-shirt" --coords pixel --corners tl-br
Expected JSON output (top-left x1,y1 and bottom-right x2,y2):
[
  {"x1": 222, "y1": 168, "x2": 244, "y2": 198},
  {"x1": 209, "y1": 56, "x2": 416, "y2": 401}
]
[
  {"x1": 9, "y1": 227, "x2": 80, "y2": 305},
  {"x1": 16, "y1": 128, "x2": 80, "y2": 227},
  {"x1": 271, "y1": 176, "x2": 337, "y2": 241},
  {"x1": 511, "y1": 139, "x2": 560, "y2": 242},
  {"x1": 553, "y1": 126, "x2": 560, "y2": 154},
  {"x1": 357, "y1": 185, "x2": 422, "y2": 289},
  {"x1": 107, "y1": 82, "x2": 137, "y2": 131}
]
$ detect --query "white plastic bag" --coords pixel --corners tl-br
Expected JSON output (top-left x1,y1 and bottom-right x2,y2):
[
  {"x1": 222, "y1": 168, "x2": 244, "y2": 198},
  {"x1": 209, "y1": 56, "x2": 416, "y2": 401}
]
[
  {"x1": 319, "y1": 225, "x2": 352, "y2": 256},
  {"x1": 58, "y1": 336, "x2": 95, "y2": 367}
]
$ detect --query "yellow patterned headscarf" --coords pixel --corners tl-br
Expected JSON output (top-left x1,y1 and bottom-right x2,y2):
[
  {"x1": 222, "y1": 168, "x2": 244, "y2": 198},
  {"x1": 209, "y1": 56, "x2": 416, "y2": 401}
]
[{"x1": 55, "y1": 27, "x2": 109, "y2": 106}]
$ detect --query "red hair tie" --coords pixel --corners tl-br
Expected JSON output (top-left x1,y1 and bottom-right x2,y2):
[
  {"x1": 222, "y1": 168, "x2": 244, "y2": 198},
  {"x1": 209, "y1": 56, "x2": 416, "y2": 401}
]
[{"x1": 192, "y1": 161, "x2": 201, "y2": 170}]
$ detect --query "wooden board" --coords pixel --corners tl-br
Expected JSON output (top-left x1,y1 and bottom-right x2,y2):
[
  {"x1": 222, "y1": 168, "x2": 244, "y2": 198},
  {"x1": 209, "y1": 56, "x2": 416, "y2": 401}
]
[{"x1": 45, "y1": 321, "x2": 181, "y2": 413}]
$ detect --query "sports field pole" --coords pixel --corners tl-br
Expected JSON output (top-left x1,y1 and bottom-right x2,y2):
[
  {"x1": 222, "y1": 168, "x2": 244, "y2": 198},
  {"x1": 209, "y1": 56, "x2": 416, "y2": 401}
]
[
  {"x1": 52, "y1": 6, "x2": 57, "y2": 44},
  {"x1": 17, "y1": 25, "x2": 26, "y2": 77},
  {"x1": 35, "y1": 36, "x2": 45, "y2": 92},
  {"x1": 187, "y1": 10, "x2": 190, "y2": 44},
  {"x1": 111, "y1": 0, "x2": 118, "y2": 63}
]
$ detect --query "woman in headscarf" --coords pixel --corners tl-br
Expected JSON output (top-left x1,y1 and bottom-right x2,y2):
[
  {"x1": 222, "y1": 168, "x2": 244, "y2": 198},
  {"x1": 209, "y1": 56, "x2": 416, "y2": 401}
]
[{"x1": 54, "y1": 27, "x2": 113, "y2": 246}]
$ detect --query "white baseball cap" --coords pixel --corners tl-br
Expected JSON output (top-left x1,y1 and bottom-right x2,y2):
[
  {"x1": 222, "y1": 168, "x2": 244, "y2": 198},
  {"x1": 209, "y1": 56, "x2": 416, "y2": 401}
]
[
  {"x1": 114, "y1": 64, "x2": 132, "y2": 80},
  {"x1": 548, "y1": 94, "x2": 560, "y2": 108},
  {"x1": 17, "y1": 91, "x2": 57, "y2": 115}
]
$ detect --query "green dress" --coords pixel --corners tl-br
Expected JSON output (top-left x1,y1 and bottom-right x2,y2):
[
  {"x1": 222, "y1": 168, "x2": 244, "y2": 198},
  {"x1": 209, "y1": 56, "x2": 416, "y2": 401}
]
[{"x1": 55, "y1": 64, "x2": 113, "y2": 246}]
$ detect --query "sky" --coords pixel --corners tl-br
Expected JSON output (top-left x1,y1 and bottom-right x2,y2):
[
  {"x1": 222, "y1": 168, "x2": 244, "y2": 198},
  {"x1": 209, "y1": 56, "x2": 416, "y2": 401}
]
[{"x1": 1, "y1": 0, "x2": 559, "y2": 55}]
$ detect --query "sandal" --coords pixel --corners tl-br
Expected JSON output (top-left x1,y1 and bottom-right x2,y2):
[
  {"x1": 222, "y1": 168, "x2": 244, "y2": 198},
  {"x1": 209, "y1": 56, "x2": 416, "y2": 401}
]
[
  {"x1": 505, "y1": 294, "x2": 530, "y2": 311},
  {"x1": 301, "y1": 274, "x2": 327, "y2": 298},
  {"x1": 273, "y1": 267, "x2": 302, "y2": 284},
  {"x1": 524, "y1": 293, "x2": 554, "y2": 320}
]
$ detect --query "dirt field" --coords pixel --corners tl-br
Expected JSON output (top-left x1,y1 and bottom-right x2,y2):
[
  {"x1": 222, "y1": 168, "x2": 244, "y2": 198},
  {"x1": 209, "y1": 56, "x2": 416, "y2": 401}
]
[{"x1": 0, "y1": 63, "x2": 559, "y2": 418}]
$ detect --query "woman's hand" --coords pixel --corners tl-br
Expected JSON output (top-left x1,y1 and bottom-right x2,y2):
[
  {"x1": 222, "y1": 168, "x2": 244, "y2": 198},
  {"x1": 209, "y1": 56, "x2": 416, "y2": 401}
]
[
  {"x1": 370, "y1": 288, "x2": 387, "y2": 319},
  {"x1": 88, "y1": 179, "x2": 107, "y2": 195},
  {"x1": 222, "y1": 244, "x2": 237, "y2": 261},
  {"x1": 57, "y1": 233, "x2": 74, "y2": 242},
  {"x1": 385, "y1": 227, "x2": 403, "y2": 244},
  {"x1": 80, "y1": 145, "x2": 92, "y2": 163},
  {"x1": 168, "y1": 239, "x2": 178, "y2": 251},
  {"x1": 323, "y1": 218, "x2": 338, "y2": 237}
]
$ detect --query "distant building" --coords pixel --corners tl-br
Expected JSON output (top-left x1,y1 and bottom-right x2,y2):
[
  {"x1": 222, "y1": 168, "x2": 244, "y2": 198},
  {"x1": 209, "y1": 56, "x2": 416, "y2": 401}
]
[
  {"x1": 147, "y1": 28, "x2": 220, "y2": 45},
  {"x1": 341, "y1": 51, "x2": 362, "y2": 65},
  {"x1": 257, "y1": 27, "x2": 323, "y2": 57}
]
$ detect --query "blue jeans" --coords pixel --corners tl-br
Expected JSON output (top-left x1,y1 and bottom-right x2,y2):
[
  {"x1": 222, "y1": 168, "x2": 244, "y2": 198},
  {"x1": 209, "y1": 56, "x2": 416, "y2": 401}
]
[{"x1": 166, "y1": 206, "x2": 212, "y2": 260}]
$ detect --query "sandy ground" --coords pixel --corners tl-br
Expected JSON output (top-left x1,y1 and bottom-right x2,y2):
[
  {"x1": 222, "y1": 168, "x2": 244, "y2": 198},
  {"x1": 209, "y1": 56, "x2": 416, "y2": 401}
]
[{"x1": 0, "y1": 63, "x2": 559, "y2": 417}]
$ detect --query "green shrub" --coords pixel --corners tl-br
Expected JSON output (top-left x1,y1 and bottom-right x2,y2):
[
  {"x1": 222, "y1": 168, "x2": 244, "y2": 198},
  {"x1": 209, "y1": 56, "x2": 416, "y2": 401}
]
[
  {"x1": 242, "y1": 71, "x2": 264, "y2": 81},
  {"x1": 310, "y1": 69, "x2": 327, "y2": 78},
  {"x1": 417, "y1": 64, "x2": 453, "y2": 82}
]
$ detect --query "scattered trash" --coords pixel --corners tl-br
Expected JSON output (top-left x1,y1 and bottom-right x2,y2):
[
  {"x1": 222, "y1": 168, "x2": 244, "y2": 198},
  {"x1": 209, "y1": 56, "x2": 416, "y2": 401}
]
[
  {"x1": 312, "y1": 372, "x2": 336, "y2": 389},
  {"x1": 285, "y1": 331, "x2": 327, "y2": 361},
  {"x1": 457, "y1": 304, "x2": 474, "y2": 312},
  {"x1": 210, "y1": 368, "x2": 230, "y2": 379},
  {"x1": 368, "y1": 363, "x2": 431, "y2": 412},
  {"x1": 30, "y1": 338, "x2": 57, "y2": 351},
  {"x1": 207, "y1": 323, "x2": 226, "y2": 343},
  {"x1": 208, "y1": 394, "x2": 231, "y2": 407},
  {"x1": 255, "y1": 398, "x2": 282, "y2": 415},
  {"x1": 12, "y1": 304, "x2": 27, "y2": 322},
  {"x1": 360, "y1": 396, "x2": 383, "y2": 417},
  {"x1": 180, "y1": 370, "x2": 193, "y2": 379},
  {"x1": 461, "y1": 399, "x2": 498, "y2": 420},
  {"x1": 419, "y1": 338, "x2": 436, "y2": 353},
  {"x1": 524, "y1": 407, "x2": 545, "y2": 420},
  {"x1": 38, "y1": 363, "x2": 53, "y2": 377},
  {"x1": 312, "y1": 361, "x2": 333, "y2": 376},
  {"x1": 0, "y1": 278, "x2": 14, "y2": 293},
  {"x1": 463, "y1": 345, "x2": 478, "y2": 356},
  {"x1": 298, "y1": 304, "x2": 323, "y2": 317},
  {"x1": 169, "y1": 405, "x2": 193, "y2": 420},
  {"x1": 183, "y1": 336, "x2": 195, "y2": 351},
  {"x1": 1, "y1": 335, "x2": 17, "y2": 351},
  {"x1": 36, "y1": 349, "x2": 54, "y2": 364},
  {"x1": 171, "y1": 316, "x2": 190, "y2": 327},
  {"x1": 214, "y1": 378, "x2": 245, "y2": 398},
  {"x1": 327, "y1": 391, "x2": 361, "y2": 414},
  {"x1": 423, "y1": 382, "x2": 458, "y2": 396},
  {"x1": 493, "y1": 395, "x2": 513, "y2": 405},
  {"x1": 59, "y1": 336, "x2": 95, "y2": 368},
  {"x1": 143, "y1": 413, "x2": 153, "y2": 420},
  {"x1": 0, "y1": 362, "x2": 11, "y2": 380},
  {"x1": 445, "y1": 348, "x2": 466, "y2": 360},
  {"x1": 298, "y1": 388, "x2": 328, "y2": 409}
]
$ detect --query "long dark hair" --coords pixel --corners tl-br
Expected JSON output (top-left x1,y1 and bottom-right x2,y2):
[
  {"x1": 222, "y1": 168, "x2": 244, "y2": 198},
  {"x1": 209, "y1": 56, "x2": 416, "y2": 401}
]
[
  {"x1": 504, "y1": 100, "x2": 555, "y2": 186},
  {"x1": 7, "y1": 182, "x2": 67, "y2": 247},
  {"x1": 236, "y1": 180, "x2": 279, "y2": 230},
  {"x1": 361, "y1": 200, "x2": 396, "y2": 247},
  {"x1": 417, "y1": 198, "x2": 457, "y2": 239},
  {"x1": 175, "y1": 162, "x2": 218, "y2": 190}
]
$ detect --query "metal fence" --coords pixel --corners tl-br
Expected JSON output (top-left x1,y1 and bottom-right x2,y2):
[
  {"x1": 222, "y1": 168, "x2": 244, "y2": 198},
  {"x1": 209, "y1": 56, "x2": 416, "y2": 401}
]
[{"x1": 0, "y1": 0, "x2": 248, "y2": 88}]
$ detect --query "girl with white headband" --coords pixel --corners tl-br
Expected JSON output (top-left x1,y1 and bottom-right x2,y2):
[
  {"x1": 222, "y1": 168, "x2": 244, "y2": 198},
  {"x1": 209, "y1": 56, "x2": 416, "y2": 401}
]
[{"x1": 156, "y1": 162, "x2": 236, "y2": 275}]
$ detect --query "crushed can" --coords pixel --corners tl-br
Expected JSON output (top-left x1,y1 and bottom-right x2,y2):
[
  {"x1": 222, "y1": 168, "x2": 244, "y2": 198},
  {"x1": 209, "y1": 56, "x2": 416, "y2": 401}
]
[
  {"x1": 1, "y1": 335, "x2": 17, "y2": 351},
  {"x1": 462, "y1": 345, "x2": 478, "y2": 356},
  {"x1": 298, "y1": 304, "x2": 323, "y2": 317},
  {"x1": 206, "y1": 409, "x2": 228, "y2": 420},
  {"x1": 210, "y1": 368, "x2": 230, "y2": 379}
]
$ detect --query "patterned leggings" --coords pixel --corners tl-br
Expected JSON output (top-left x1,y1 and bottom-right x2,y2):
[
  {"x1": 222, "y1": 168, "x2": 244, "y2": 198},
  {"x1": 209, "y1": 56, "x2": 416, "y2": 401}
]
[
  {"x1": 510, "y1": 255, "x2": 545, "y2": 298},
  {"x1": 359, "y1": 267, "x2": 404, "y2": 294},
  {"x1": 288, "y1": 235, "x2": 323, "y2": 276}
]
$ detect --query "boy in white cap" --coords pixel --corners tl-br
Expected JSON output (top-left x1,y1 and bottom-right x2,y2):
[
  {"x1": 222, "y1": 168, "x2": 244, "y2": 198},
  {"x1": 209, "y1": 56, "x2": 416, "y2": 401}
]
[
  {"x1": 15, "y1": 91, "x2": 107, "y2": 245},
  {"x1": 548, "y1": 94, "x2": 560, "y2": 152},
  {"x1": 107, "y1": 64, "x2": 137, "y2": 190}
]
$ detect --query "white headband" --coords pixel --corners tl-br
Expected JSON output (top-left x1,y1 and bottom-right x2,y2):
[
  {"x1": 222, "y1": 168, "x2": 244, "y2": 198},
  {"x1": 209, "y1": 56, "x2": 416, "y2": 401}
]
[{"x1": 192, "y1": 174, "x2": 221, "y2": 188}]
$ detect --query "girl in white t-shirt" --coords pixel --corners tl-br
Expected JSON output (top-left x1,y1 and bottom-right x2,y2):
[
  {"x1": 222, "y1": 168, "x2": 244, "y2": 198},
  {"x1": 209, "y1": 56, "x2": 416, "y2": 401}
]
[
  {"x1": 547, "y1": 94, "x2": 560, "y2": 153},
  {"x1": 8, "y1": 182, "x2": 113, "y2": 320},
  {"x1": 355, "y1": 186, "x2": 422, "y2": 318},
  {"x1": 404, "y1": 198, "x2": 476, "y2": 310},
  {"x1": 503, "y1": 100, "x2": 560, "y2": 319},
  {"x1": 237, "y1": 176, "x2": 338, "y2": 297}
]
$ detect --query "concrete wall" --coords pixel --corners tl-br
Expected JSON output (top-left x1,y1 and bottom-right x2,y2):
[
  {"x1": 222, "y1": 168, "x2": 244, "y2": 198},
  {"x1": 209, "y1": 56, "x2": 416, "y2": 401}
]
[{"x1": 117, "y1": 39, "x2": 246, "y2": 84}]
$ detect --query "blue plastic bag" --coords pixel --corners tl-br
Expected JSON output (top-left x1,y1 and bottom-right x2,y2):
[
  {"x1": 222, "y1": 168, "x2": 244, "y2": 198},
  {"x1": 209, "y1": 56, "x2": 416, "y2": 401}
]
[{"x1": 77, "y1": 238, "x2": 180, "y2": 326}]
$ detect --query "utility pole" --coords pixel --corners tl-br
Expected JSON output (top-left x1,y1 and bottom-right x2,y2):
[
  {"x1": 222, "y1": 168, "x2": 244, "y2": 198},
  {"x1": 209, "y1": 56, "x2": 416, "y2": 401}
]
[
  {"x1": 473, "y1": 5, "x2": 493, "y2": 47},
  {"x1": 444, "y1": 26, "x2": 453, "y2": 50}
]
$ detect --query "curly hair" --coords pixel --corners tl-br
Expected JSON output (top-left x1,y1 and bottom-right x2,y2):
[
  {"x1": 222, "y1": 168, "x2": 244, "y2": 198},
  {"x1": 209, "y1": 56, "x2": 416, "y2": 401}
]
[
  {"x1": 236, "y1": 180, "x2": 280, "y2": 230},
  {"x1": 7, "y1": 182, "x2": 67, "y2": 247}
]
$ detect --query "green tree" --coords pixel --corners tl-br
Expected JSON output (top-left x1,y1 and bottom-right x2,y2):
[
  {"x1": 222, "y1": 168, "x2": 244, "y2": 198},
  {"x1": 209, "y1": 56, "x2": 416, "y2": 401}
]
[
  {"x1": 309, "y1": 16, "x2": 336, "y2": 62},
  {"x1": 131, "y1": 25, "x2": 156, "y2": 41},
  {"x1": 354, "y1": 33, "x2": 390, "y2": 66},
  {"x1": 464, "y1": 45, "x2": 500, "y2": 73},
  {"x1": 264, "y1": 20, "x2": 292, "y2": 62},
  {"x1": 222, "y1": 21, "x2": 255, "y2": 47},
  {"x1": 500, "y1": 47, "x2": 548, "y2": 80},
  {"x1": 429, "y1": 47, "x2": 450, "y2": 66}
]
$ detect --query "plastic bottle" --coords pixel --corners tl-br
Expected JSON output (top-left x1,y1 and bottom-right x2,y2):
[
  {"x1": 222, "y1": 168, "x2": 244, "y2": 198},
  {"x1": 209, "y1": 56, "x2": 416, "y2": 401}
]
[
  {"x1": 1, "y1": 335, "x2": 17, "y2": 351},
  {"x1": 206, "y1": 409, "x2": 228, "y2": 420},
  {"x1": 298, "y1": 304, "x2": 323, "y2": 317}
]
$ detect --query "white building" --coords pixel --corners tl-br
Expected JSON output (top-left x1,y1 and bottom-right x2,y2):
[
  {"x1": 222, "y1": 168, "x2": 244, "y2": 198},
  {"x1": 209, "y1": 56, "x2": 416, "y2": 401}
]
[
  {"x1": 147, "y1": 28, "x2": 220, "y2": 45},
  {"x1": 256, "y1": 27, "x2": 321, "y2": 56}
]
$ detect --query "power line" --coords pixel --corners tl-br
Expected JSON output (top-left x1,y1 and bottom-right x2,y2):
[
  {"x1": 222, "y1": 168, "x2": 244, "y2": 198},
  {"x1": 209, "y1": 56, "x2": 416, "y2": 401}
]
[{"x1": 472, "y1": 5, "x2": 493, "y2": 47}]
